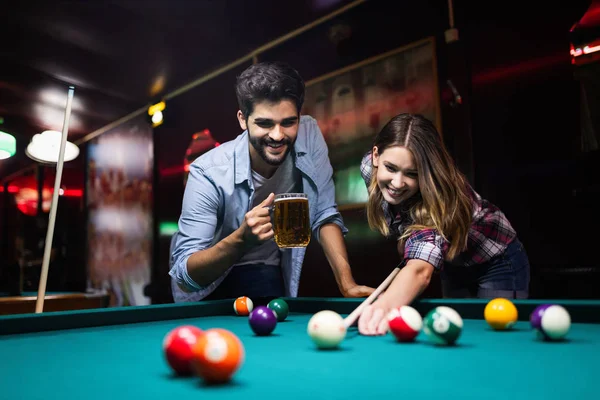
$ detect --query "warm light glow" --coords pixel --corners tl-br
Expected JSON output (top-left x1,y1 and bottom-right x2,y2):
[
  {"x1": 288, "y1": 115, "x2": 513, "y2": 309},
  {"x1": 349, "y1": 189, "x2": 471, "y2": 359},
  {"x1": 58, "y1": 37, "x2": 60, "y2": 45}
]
[
  {"x1": 26, "y1": 130, "x2": 80, "y2": 164},
  {"x1": 39, "y1": 88, "x2": 84, "y2": 112},
  {"x1": 148, "y1": 101, "x2": 165, "y2": 116},
  {"x1": 160, "y1": 165, "x2": 188, "y2": 177},
  {"x1": 33, "y1": 103, "x2": 83, "y2": 132},
  {"x1": 583, "y1": 44, "x2": 600, "y2": 54},
  {"x1": 0, "y1": 130, "x2": 16, "y2": 160},
  {"x1": 0, "y1": 185, "x2": 82, "y2": 196},
  {"x1": 0, "y1": 185, "x2": 19, "y2": 193},
  {"x1": 151, "y1": 110, "x2": 163, "y2": 125},
  {"x1": 570, "y1": 46, "x2": 584, "y2": 57},
  {"x1": 148, "y1": 101, "x2": 165, "y2": 128}
]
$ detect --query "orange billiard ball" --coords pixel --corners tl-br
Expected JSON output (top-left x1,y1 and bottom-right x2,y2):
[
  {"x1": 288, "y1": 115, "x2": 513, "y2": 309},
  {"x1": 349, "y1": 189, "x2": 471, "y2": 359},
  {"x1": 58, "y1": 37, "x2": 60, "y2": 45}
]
[
  {"x1": 484, "y1": 298, "x2": 518, "y2": 330},
  {"x1": 163, "y1": 325, "x2": 204, "y2": 375},
  {"x1": 233, "y1": 296, "x2": 254, "y2": 316},
  {"x1": 191, "y1": 328, "x2": 245, "y2": 383}
]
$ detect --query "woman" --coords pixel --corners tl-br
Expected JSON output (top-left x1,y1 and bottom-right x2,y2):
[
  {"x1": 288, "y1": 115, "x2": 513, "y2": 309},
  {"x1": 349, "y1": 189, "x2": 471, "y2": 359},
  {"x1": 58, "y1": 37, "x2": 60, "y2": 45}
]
[{"x1": 358, "y1": 113, "x2": 530, "y2": 335}]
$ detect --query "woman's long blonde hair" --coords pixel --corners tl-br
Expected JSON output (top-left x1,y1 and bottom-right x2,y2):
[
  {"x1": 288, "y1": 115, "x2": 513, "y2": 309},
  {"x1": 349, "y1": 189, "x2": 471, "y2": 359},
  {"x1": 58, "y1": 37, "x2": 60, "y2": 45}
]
[{"x1": 366, "y1": 114, "x2": 472, "y2": 260}]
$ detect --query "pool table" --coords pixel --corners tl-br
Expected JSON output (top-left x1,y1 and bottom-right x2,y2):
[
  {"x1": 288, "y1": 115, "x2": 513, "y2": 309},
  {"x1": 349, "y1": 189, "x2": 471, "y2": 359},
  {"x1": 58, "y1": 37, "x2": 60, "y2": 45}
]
[
  {"x1": 1, "y1": 298, "x2": 598, "y2": 399},
  {"x1": 0, "y1": 290, "x2": 110, "y2": 315}
]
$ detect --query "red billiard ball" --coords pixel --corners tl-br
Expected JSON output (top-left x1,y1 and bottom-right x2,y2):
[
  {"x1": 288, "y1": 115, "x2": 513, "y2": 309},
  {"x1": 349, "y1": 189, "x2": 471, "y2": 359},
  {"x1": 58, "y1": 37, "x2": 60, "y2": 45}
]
[
  {"x1": 163, "y1": 325, "x2": 204, "y2": 375},
  {"x1": 387, "y1": 306, "x2": 423, "y2": 342}
]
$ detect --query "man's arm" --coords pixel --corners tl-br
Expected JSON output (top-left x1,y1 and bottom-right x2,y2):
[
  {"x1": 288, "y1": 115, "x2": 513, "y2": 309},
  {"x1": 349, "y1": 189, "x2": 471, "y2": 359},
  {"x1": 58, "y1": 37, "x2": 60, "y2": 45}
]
[
  {"x1": 319, "y1": 223, "x2": 375, "y2": 297},
  {"x1": 186, "y1": 193, "x2": 276, "y2": 286},
  {"x1": 171, "y1": 158, "x2": 276, "y2": 291}
]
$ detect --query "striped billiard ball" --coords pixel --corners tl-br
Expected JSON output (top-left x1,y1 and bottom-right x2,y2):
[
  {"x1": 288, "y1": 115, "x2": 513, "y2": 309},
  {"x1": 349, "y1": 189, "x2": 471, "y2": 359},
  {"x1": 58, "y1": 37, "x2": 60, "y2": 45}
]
[
  {"x1": 387, "y1": 306, "x2": 423, "y2": 342},
  {"x1": 233, "y1": 296, "x2": 254, "y2": 316},
  {"x1": 423, "y1": 306, "x2": 463, "y2": 345},
  {"x1": 530, "y1": 304, "x2": 571, "y2": 341}
]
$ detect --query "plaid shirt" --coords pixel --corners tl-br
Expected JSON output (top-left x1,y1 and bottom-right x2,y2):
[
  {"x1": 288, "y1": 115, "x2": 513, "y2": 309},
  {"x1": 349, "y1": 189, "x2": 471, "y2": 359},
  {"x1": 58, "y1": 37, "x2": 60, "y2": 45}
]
[{"x1": 360, "y1": 151, "x2": 516, "y2": 270}]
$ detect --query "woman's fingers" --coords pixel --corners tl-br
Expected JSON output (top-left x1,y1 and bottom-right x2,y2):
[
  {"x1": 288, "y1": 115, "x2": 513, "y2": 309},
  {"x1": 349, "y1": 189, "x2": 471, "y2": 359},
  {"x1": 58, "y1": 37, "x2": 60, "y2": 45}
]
[
  {"x1": 367, "y1": 308, "x2": 385, "y2": 335},
  {"x1": 358, "y1": 305, "x2": 373, "y2": 335}
]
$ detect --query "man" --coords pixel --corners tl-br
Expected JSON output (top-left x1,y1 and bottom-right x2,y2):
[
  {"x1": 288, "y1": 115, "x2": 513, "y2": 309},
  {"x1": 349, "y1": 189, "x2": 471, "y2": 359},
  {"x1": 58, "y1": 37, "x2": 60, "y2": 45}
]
[{"x1": 169, "y1": 61, "x2": 374, "y2": 302}]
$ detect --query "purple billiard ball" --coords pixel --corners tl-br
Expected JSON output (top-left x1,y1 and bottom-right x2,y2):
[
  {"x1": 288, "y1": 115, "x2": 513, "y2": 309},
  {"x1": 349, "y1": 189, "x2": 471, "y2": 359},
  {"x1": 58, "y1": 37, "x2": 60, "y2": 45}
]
[
  {"x1": 249, "y1": 306, "x2": 277, "y2": 336},
  {"x1": 530, "y1": 304, "x2": 571, "y2": 341},
  {"x1": 530, "y1": 304, "x2": 552, "y2": 330}
]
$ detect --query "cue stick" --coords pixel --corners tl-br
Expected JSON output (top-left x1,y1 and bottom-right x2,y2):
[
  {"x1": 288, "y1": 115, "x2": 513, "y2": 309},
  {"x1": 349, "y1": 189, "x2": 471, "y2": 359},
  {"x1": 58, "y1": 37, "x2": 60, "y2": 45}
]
[
  {"x1": 343, "y1": 266, "x2": 401, "y2": 329},
  {"x1": 35, "y1": 85, "x2": 75, "y2": 313}
]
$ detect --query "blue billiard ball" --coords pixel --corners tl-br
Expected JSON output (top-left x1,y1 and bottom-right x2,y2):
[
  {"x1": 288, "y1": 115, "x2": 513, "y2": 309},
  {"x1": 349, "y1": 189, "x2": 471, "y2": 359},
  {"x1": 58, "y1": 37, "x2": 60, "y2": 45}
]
[{"x1": 249, "y1": 306, "x2": 277, "y2": 336}]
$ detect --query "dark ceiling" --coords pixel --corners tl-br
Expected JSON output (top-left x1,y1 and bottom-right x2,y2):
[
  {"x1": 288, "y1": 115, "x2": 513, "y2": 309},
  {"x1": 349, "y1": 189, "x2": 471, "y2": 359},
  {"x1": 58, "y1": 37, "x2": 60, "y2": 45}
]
[
  {"x1": 1, "y1": 0, "x2": 596, "y2": 180},
  {"x1": 0, "y1": 0, "x2": 361, "y2": 178}
]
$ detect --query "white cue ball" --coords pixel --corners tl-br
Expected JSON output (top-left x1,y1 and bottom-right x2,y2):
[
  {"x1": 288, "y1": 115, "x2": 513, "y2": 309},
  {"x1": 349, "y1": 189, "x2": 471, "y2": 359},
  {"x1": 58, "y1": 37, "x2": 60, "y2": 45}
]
[
  {"x1": 307, "y1": 310, "x2": 346, "y2": 349},
  {"x1": 541, "y1": 305, "x2": 571, "y2": 340}
]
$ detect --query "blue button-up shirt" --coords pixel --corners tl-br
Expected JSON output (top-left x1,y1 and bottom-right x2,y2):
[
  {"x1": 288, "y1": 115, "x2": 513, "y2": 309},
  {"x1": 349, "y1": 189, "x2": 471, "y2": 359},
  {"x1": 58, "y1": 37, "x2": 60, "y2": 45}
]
[{"x1": 169, "y1": 115, "x2": 348, "y2": 302}]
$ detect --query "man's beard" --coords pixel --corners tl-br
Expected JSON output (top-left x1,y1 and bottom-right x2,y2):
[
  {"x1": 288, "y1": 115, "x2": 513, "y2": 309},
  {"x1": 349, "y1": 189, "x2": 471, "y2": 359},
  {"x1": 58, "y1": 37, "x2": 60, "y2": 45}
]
[{"x1": 249, "y1": 131, "x2": 293, "y2": 166}]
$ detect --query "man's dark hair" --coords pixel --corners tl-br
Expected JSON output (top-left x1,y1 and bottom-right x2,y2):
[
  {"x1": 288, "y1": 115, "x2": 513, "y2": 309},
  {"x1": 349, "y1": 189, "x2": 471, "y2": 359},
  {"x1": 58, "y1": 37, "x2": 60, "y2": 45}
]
[{"x1": 235, "y1": 61, "x2": 305, "y2": 119}]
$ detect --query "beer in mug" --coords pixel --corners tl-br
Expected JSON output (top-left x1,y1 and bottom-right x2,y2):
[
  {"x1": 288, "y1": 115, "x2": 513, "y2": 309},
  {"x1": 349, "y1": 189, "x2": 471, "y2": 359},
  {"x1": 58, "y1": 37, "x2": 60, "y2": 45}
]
[{"x1": 273, "y1": 193, "x2": 311, "y2": 248}]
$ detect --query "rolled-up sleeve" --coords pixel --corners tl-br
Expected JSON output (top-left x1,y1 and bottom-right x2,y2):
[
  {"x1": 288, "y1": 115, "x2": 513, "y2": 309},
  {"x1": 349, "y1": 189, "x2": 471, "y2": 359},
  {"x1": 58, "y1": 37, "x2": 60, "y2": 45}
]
[
  {"x1": 304, "y1": 117, "x2": 348, "y2": 242},
  {"x1": 169, "y1": 162, "x2": 221, "y2": 292},
  {"x1": 403, "y1": 229, "x2": 448, "y2": 270}
]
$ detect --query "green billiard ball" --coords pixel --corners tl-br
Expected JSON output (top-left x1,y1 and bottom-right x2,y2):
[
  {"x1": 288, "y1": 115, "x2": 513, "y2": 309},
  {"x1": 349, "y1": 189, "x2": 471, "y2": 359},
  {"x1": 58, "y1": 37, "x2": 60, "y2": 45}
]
[
  {"x1": 267, "y1": 298, "x2": 289, "y2": 322},
  {"x1": 423, "y1": 306, "x2": 463, "y2": 345}
]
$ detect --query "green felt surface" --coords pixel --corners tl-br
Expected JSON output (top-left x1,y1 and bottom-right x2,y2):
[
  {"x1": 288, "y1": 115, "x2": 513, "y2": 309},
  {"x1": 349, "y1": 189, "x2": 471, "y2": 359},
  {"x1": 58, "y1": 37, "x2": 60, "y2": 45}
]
[{"x1": 2, "y1": 312, "x2": 597, "y2": 400}]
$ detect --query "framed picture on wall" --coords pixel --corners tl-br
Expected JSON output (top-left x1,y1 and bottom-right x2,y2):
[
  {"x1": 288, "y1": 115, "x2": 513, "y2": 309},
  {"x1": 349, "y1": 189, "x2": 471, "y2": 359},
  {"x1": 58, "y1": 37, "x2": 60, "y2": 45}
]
[{"x1": 302, "y1": 36, "x2": 441, "y2": 209}]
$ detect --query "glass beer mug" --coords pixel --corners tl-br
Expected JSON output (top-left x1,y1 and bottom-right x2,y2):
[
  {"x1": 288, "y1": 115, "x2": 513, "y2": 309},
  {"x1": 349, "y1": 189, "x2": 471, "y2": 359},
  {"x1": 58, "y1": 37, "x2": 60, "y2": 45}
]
[{"x1": 272, "y1": 193, "x2": 311, "y2": 248}]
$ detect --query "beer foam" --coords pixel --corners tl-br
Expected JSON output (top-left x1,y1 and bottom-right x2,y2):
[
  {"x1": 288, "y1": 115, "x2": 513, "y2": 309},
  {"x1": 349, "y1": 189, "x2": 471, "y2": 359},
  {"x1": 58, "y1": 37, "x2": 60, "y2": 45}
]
[{"x1": 274, "y1": 196, "x2": 307, "y2": 202}]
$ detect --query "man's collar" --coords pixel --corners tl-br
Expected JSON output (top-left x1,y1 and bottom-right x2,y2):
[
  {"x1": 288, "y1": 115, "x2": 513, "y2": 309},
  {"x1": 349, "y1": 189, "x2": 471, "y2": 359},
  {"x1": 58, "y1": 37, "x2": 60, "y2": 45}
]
[{"x1": 234, "y1": 130, "x2": 251, "y2": 185}]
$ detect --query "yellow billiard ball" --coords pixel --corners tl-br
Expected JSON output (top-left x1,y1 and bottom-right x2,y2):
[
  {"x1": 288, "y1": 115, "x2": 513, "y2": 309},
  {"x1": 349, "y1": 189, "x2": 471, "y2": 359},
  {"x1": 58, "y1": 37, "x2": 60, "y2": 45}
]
[{"x1": 484, "y1": 298, "x2": 518, "y2": 330}]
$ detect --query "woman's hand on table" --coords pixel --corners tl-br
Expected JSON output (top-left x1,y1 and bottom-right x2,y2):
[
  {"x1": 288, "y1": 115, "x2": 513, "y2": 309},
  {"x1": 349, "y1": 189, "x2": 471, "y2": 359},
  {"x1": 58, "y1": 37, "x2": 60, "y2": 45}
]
[{"x1": 358, "y1": 298, "x2": 391, "y2": 336}]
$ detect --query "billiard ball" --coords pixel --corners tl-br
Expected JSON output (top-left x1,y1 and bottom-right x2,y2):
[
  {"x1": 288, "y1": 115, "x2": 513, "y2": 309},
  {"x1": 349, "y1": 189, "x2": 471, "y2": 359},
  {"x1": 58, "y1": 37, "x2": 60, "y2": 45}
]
[
  {"x1": 163, "y1": 325, "x2": 204, "y2": 375},
  {"x1": 530, "y1": 304, "x2": 571, "y2": 341},
  {"x1": 191, "y1": 328, "x2": 244, "y2": 383},
  {"x1": 530, "y1": 304, "x2": 552, "y2": 333},
  {"x1": 484, "y1": 298, "x2": 518, "y2": 330},
  {"x1": 307, "y1": 310, "x2": 346, "y2": 349},
  {"x1": 248, "y1": 306, "x2": 277, "y2": 335},
  {"x1": 233, "y1": 296, "x2": 254, "y2": 316},
  {"x1": 387, "y1": 305, "x2": 423, "y2": 342},
  {"x1": 423, "y1": 306, "x2": 463, "y2": 345},
  {"x1": 267, "y1": 298, "x2": 289, "y2": 322}
]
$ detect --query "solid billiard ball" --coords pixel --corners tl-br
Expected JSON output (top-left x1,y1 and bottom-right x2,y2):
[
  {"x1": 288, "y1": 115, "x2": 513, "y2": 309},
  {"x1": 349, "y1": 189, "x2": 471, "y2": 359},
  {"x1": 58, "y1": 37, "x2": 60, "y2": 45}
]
[
  {"x1": 163, "y1": 325, "x2": 204, "y2": 375},
  {"x1": 530, "y1": 304, "x2": 571, "y2": 341},
  {"x1": 267, "y1": 298, "x2": 289, "y2": 322},
  {"x1": 484, "y1": 298, "x2": 518, "y2": 330},
  {"x1": 248, "y1": 306, "x2": 277, "y2": 335},
  {"x1": 307, "y1": 310, "x2": 346, "y2": 349},
  {"x1": 233, "y1": 296, "x2": 254, "y2": 316},
  {"x1": 387, "y1": 305, "x2": 423, "y2": 342},
  {"x1": 191, "y1": 328, "x2": 244, "y2": 383},
  {"x1": 423, "y1": 306, "x2": 463, "y2": 345}
]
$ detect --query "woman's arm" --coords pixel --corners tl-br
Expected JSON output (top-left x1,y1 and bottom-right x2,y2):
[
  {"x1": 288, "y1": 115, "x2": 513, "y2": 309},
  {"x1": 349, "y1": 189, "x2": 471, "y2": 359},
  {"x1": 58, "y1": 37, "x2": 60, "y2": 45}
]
[
  {"x1": 358, "y1": 259, "x2": 434, "y2": 335},
  {"x1": 378, "y1": 259, "x2": 434, "y2": 307}
]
